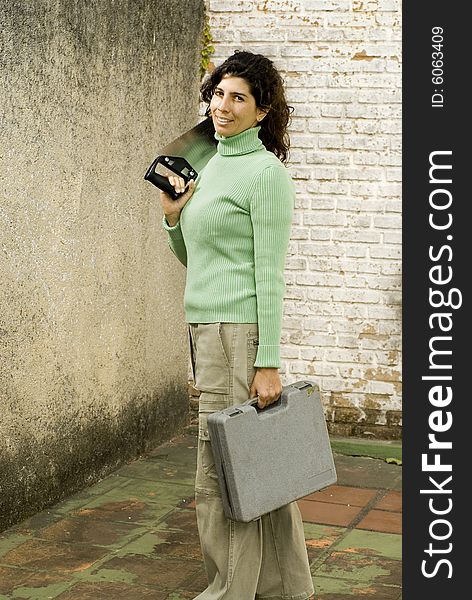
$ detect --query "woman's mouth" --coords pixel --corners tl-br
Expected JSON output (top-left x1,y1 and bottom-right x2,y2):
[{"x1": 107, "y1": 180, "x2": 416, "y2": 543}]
[{"x1": 215, "y1": 116, "x2": 233, "y2": 125}]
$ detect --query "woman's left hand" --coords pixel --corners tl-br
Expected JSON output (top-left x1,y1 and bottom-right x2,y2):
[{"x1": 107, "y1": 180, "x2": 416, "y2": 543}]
[{"x1": 249, "y1": 368, "x2": 282, "y2": 409}]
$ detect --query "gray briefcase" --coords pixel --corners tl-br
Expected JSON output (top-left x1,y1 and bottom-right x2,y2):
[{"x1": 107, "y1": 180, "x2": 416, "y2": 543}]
[{"x1": 207, "y1": 380, "x2": 337, "y2": 522}]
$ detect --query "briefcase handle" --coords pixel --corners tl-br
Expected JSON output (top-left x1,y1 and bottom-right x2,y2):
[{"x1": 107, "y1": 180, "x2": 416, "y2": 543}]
[
  {"x1": 244, "y1": 381, "x2": 315, "y2": 414},
  {"x1": 244, "y1": 395, "x2": 286, "y2": 414}
]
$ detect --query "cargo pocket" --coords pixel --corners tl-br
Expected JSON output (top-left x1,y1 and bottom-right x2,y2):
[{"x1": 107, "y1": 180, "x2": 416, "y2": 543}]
[
  {"x1": 196, "y1": 438, "x2": 220, "y2": 494},
  {"x1": 246, "y1": 330, "x2": 259, "y2": 388},
  {"x1": 200, "y1": 439, "x2": 218, "y2": 478},
  {"x1": 198, "y1": 393, "x2": 229, "y2": 442},
  {"x1": 193, "y1": 323, "x2": 230, "y2": 394}
]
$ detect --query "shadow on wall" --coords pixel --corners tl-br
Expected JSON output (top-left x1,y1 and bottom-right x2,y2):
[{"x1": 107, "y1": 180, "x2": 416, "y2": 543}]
[{"x1": 0, "y1": 0, "x2": 205, "y2": 531}]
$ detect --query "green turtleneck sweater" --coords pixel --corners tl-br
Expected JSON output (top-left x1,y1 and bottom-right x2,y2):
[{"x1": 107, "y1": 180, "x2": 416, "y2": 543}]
[{"x1": 162, "y1": 126, "x2": 294, "y2": 368}]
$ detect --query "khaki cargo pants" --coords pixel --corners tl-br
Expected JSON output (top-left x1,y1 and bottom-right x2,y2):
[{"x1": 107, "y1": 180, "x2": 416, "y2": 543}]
[{"x1": 188, "y1": 323, "x2": 314, "y2": 600}]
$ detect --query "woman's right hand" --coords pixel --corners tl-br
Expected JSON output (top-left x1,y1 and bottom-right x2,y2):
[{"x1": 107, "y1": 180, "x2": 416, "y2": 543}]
[{"x1": 160, "y1": 176, "x2": 196, "y2": 227}]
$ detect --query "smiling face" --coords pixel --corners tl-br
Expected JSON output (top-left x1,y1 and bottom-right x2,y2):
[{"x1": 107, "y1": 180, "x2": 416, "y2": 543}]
[{"x1": 209, "y1": 75, "x2": 268, "y2": 137}]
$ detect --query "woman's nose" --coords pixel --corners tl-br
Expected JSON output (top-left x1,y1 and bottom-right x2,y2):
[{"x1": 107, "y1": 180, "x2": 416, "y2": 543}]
[{"x1": 217, "y1": 94, "x2": 230, "y2": 112}]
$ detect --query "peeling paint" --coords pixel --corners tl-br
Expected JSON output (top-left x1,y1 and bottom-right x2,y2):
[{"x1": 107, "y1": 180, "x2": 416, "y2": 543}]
[{"x1": 352, "y1": 50, "x2": 376, "y2": 61}]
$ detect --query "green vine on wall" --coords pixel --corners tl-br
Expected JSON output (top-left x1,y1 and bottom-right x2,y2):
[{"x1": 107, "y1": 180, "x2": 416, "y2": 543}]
[{"x1": 200, "y1": 15, "x2": 215, "y2": 79}]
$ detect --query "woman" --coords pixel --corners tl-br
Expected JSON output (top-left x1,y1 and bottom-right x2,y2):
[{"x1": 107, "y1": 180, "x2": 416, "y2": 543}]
[{"x1": 161, "y1": 51, "x2": 315, "y2": 600}]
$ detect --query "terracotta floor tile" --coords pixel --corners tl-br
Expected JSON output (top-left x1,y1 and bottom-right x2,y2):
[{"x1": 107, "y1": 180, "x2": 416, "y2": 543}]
[
  {"x1": 98, "y1": 555, "x2": 201, "y2": 588},
  {"x1": 1, "y1": 538, "x2": 108, "y2": 573},
  {"x1": 179, "y1": 566, "x2": 209, "y2": 594},
  {"x1": 316, "y1": 550, "x2": 402, "y2": 587},
  {"x1": 0, "y1": 565, "x2": 70, "y2": 596},
  {"x1": 303, "y1": 485, "x2": 378, "y2": 507},
  {"x1": 336, "y1": 529, "x2": 402, "y2": 560},
  {"x1": 54, "y1": 581, "x2": 168, "y2": 599},
  {"x1": 303, "y1": 522, "x2": 344, "y2": 563},
  {"x1": 36, "y1": 516, "x2": 144, "y2": 547},
  {"x1": 375, "y1": 491, "x2": 402, "y2": 512},
  {"x1": 298, "y1": 500, "x2": 361, "y2": 527},
  {"x1": 356, "y1": 510, "x2": 402, "y2": 534},
  {"x1": 314, "y1": 574, "x2": 401, "y2": 600}
]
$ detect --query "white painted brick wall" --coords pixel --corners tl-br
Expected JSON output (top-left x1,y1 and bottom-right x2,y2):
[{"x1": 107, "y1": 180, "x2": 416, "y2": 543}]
[{"x1": 203, "y1": 0, "x2": 402, "y2": 434}]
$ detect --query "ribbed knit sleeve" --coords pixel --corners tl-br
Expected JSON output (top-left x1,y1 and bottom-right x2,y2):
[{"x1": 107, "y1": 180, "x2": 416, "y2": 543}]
[
  {"x1": 250, "y1": 165, "x2": 294, "y2": 368},
  {"x1": 162, "y1": 216, "x2": 187, "y2": 267}
]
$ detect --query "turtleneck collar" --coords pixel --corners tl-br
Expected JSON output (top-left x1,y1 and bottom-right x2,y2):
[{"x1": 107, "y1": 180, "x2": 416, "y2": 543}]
[{"x1": 215, "y1": 126, "x2": 264, "y2": 156}]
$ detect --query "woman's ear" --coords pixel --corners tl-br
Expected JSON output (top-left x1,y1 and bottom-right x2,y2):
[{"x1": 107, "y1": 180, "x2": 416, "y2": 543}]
[{"x1": 256, "y1": 107, "x2": 269, "y2": 122}]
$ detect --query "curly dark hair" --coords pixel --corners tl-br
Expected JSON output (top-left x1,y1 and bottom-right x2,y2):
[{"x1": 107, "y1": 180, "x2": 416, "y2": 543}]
[{"x1": 200, "y1": 50, "x2": 293, "y2": 164}]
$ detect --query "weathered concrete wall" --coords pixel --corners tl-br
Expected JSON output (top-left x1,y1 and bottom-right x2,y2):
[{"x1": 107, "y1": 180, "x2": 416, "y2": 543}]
[
  {"x1": 0, "y1": 0, "x2": 205, "y2": 531},
  {"x1": 204, "y1": 0, "x2": 402, "y2": 439}
]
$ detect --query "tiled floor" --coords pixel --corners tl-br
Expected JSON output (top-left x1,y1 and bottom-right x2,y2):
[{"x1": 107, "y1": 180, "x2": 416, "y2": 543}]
[{"x1": 0, "y1": 433, "x2": 402, "y2": 599}]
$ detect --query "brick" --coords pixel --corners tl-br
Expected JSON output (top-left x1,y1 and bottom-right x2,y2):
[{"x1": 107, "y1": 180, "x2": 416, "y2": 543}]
[
  {"x1": 310, "y1": 197, "x2": 336, "y2": 209},
  {"x1": 285, "y1": 258, "x2": 307, "y2": 270},
  {"x1": 280, "y1": 346, "x2": 301, "y2": 359},
  {"x1": 306, "y1": 287, "x2": 336, "y2": 301},
  {"x1": 373, "y1": 215, "x2": 402, "y2": 229},
  {"x1": 300, "y1": 243, "x2": 343, "y2": 256},
  {"x1": 289, "y1": 134, "x2": 315, "y2": 148},
  {"x1": 331, "y1": 230, "x2": 382, "y2": 243},
  {"x1": 342, "y1": 304, "x2": 369, "y2": 318},
  {"x1": 290, "y1": 166, "x2": 313, "y2": 180},
  {"x1": 326, "y1": 13, "x2": 378, "y2": 28},
  {"x1": 343, "y1": 135, "x2": 390, "y2": 151},
  {"x1": 310, "y1": 229, "x2": 331, "y2": 241},
  {"x1": 281, "y1": 316, "x2": 305, "y2": 330},
  {"x1": 255, "y1": 0, "x2": 303, "y2": 12},
  {"x1": 289, "y1": 118, "x2": 311, "y2": 133},
  {"x1": 385, "y1": 167, "x2": 402, "y2": 181},
  {"x1": 352, "y1": 151, "x2": 380, "y2": 165},
  {"x1": 337, "y1": 335, "x2": 360, "y2": 348},
  {"x1": 304, "y1": 1, "x2": 350, "y2": 9},
  {"x1": 374, "y1": 8, "x2": 401, "y2": 24},
  {"x1": 307, "y1": 166, "x2": 339, "y2": 180},
  {"x1": 307, "y1": 181, "x2": 350, "y2": 195},
  {"x1": 367, "y1": 276, "x2": 401, "y2": 291},
  {"x1": 316, "y1": 28, "x2": 346, "y2": 41},
  {"x1": 380, "y1": 120, "x2": 402, "y2": 134},
  {"x1": 320, "y1": 104, "x2": 345, "y2": 118},
  {"x1": 354, "y1": 120, "x2": 380, "y2": 134},
  {"x1": 294, "y1": 196, "x2": 311, "y2": 209},
  {"x1": 370, "y1": 246, "x2": 401, "y2": 260},
  {"x1": 380, "y1": 261, "x2": 402, "y2": 275},
  {"x1": 344, "y1": 275, "x2": 369, "y2": 288},
  {"x1": 332, "y1": 289, "x2": 380, "y2": 303},
  {"x1": 280, "y1": 45, "x2": 319, "y2": 58},
  {"x1": 367, "y1": 306, "x2": 399, "y2": 320},
  {"x1": 296, "y1": 272, "x2": 344, "y2": 287},
  {"x1": 240, "y1": 29, "x2": 286, "y2": 42},
  {"x1": 317, "y1": 134, "x2": 345, "y2": 149},
  {"x1": 338, "y1": 167, "x2": 384, "y2": 181},
  {"x1": 378, "y1": 153, "x2": 401, "y2": 166},
  {"x1": 359, "y1": 88, "x2": 401, "y2": 103},
  {"x1": 210, "y1": 0, "x2": 254, "y2": 11},
  {"x1": 347, "y1": 215, "x2": 372, "y2": 228},
  {"x1": 287, "y1": 149, "x2": 307, "y2": 163},
  {"x1": 345, "y1": 246, "x2": 368, "y2": 258},
  {"x1": 308, "y1": 119, "x2": 353, "y2": 134},
  {"x1": 292, "y1": 103, "x2": 323, "y2": 117},
  {"x1": 290, "y1": 227, "x2": 310, "y2": 240},
  {"x1": 306, "y1": 151, "x2": 351, "y2": 165}
]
